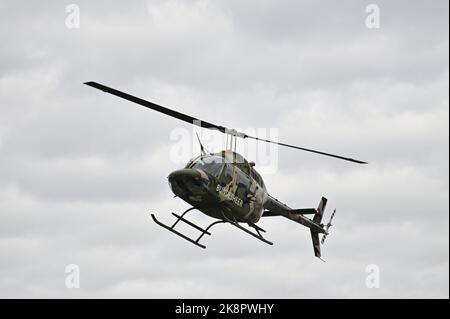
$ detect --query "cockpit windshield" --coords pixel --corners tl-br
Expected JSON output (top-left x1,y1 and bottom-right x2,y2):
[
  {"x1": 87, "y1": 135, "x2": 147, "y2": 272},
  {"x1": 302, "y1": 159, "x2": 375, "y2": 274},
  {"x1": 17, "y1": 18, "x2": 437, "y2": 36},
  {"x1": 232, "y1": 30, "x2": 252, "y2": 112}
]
[{"x1": 186, "y1": 155, "x2": 226, "y2": 177}]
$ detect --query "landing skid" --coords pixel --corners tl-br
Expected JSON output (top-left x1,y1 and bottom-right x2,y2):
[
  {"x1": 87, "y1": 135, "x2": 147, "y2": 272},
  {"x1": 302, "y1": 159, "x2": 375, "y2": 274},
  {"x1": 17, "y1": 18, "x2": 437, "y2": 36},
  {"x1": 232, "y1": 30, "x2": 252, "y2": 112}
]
[
  {"x1": 221, "y1": 214, "x2": 273, "y2": 246},
  {"x1": 151, "y1": 207, "x2": 273, "y2": 249}
]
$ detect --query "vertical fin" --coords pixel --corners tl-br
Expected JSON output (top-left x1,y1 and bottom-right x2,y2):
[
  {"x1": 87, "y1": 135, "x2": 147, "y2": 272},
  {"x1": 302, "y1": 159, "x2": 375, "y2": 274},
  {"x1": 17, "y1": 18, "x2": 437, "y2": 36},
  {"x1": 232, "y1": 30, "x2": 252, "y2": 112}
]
[
  {"x1": 313, "y1": 197, "x2": 327, "y2": 224},
  {"x1": 310, "y1": 229, "x2": 322, "y2": 258},
  {"x1": 311, "y1": 197, "x2": 327, "y2": 260}
]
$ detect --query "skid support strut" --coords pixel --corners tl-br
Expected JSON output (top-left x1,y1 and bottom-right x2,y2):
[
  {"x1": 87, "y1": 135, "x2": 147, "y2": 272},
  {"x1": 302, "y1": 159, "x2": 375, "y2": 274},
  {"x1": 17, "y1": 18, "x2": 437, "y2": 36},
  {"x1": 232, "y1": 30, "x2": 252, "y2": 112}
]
[{"x1": 151, "y1": 208, "x2": 225, "y2": 248}]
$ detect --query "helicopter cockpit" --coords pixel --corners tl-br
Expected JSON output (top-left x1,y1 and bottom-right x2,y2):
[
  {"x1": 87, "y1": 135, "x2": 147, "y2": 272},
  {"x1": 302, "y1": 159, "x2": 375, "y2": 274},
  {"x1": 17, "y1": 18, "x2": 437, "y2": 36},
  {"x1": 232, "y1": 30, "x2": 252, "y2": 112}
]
[
  {"x1": 184, "y1": 153, "x2": 265, "y2": 189},
  {"x1": 185, "y1": 155, "x2": 227, "y2": 178}
]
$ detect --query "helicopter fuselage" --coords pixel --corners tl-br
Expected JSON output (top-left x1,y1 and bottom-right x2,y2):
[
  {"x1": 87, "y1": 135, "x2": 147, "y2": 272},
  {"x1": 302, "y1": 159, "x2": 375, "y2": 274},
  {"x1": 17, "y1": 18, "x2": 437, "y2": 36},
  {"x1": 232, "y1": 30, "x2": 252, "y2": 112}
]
[{"x1": 168, "y1": 150, "x2": 268, "y2": 223}]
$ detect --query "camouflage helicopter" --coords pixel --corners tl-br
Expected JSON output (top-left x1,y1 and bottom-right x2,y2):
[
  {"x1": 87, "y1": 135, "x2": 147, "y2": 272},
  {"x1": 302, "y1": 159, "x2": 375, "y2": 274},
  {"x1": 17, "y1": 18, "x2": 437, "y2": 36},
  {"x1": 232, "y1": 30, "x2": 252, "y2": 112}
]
[{"x1": 85, "y1": 81, "x2": 367, "y2": 260}]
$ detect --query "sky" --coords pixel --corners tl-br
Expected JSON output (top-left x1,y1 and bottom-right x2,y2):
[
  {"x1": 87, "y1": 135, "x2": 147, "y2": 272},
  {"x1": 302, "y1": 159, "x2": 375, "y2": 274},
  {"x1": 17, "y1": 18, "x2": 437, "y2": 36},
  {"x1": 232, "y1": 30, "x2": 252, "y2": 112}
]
[{"x1": 0, "y1": 0, "x2": 448, "y2": 298}]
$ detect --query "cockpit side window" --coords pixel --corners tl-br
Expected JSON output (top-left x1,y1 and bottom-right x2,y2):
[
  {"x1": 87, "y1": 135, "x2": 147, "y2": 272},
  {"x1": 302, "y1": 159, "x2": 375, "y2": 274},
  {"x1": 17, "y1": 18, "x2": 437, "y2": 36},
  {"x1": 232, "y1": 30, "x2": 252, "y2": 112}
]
[{"x1": 250, "y1": 168, "x2": 264, "y2": 188}]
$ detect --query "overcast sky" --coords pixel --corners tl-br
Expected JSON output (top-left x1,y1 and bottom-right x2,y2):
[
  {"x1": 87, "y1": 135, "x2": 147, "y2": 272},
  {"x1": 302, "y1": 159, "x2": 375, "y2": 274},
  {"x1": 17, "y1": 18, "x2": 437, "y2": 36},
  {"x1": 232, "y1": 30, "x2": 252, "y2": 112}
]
[{"x1": 0, "y1": 0, "x2": 448, "y2": 298}]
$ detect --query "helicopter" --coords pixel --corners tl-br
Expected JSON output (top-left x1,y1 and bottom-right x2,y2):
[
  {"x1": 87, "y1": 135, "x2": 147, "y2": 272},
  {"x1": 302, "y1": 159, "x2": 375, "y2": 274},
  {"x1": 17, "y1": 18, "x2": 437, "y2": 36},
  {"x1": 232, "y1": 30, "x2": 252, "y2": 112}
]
[{"x1": 84, "y1": 81, "x2": 367, "y2": 260}]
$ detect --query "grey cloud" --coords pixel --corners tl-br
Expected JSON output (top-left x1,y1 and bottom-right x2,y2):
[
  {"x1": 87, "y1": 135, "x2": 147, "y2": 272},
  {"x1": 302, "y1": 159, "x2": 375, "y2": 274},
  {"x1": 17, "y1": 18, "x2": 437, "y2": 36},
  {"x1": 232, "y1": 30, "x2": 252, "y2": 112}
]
[{"x1": 0, "y1": 0, "x2": 448, "y2": 298}]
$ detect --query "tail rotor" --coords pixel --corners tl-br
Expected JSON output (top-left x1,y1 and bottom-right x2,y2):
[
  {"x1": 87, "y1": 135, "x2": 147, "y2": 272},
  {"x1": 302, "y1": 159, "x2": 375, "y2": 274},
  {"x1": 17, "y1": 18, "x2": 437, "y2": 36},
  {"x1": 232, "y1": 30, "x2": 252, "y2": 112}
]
[{"x1": 321, "y1": 209, "x2": 336, "y2": 245}]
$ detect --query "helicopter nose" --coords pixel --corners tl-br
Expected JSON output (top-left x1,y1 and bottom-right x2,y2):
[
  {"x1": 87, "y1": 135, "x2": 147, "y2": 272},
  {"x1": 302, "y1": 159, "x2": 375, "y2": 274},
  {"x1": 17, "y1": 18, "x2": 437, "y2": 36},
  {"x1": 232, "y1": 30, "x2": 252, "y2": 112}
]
[
  {"x1": 167, "y1": 169, "x2": 207, "y2": 197},
  {"x1": 169, "y1": 168, "x2": 200, "y2": 180}
]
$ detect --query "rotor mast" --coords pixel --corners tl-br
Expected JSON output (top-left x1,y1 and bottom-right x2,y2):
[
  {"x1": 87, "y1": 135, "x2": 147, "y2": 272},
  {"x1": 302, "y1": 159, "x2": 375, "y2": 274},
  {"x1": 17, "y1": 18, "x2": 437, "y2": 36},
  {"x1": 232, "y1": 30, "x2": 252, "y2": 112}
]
[{"x1": 225, "y1": 129, "x2": 242, "y2": 153}]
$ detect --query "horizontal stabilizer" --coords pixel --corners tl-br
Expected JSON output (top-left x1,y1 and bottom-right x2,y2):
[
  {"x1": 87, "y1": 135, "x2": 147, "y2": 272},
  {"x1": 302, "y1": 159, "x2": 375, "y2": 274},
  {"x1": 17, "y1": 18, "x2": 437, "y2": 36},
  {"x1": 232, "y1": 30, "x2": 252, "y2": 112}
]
[
  {"x1": 291, "y1": 208, "x2": 317, "y2": 215},
  {"x1": 262, "y1": 208, "x2": 316, "y2": 217}
]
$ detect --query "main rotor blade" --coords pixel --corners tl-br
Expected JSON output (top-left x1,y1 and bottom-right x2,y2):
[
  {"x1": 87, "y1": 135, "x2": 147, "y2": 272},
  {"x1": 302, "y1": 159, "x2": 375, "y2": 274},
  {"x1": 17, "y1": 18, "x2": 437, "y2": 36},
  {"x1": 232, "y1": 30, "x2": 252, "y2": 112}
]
[
  {"x1": 84, "y1": 81, "x2": 227, "y2": 133},
  {"x1": 244, "y1": 135, "x2": 368, "y2": 164},
  {"x1": 85, "y1": 81, "x2": 367, "y2": 164}
]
